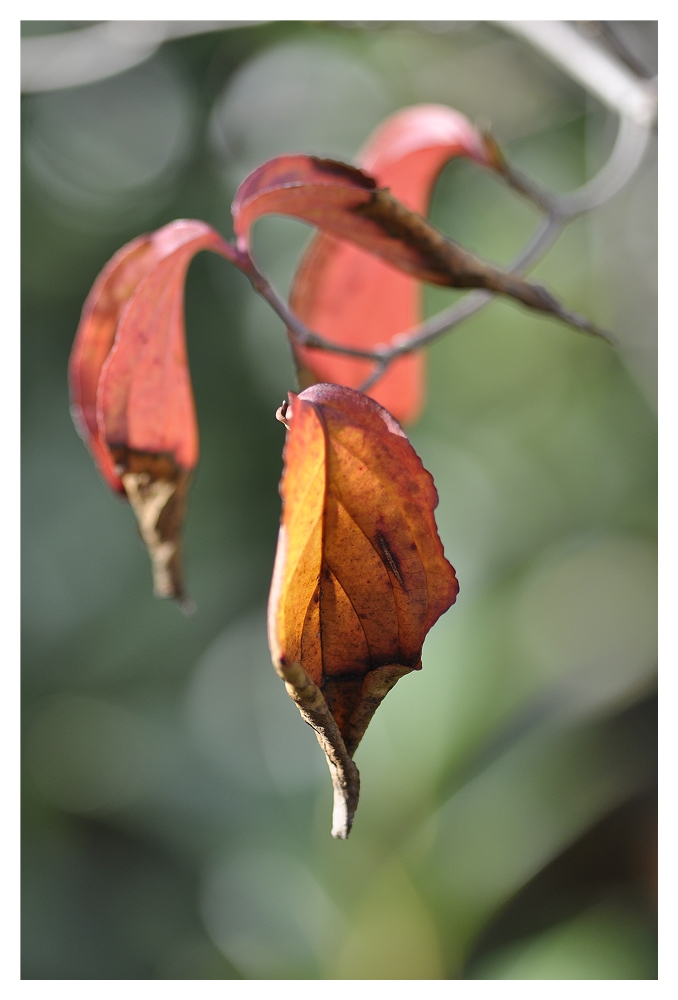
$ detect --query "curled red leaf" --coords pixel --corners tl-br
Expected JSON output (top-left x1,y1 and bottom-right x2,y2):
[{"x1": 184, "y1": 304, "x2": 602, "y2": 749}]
[
  {"x1": 69, "y1": 233, "x2": 163, "y2": 493},
  {"x1": 232, "y1": 155, "x2": 377, "y2": 253},
  {"x1": 267, "y1": 384, "x2": 459, "y2": 837},
  {"x1": 69, "y1": 220, "x2": 239, "y2": 600}
]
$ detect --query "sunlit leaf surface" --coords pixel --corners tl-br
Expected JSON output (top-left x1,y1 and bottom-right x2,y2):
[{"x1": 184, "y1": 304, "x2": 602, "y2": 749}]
[{"x1": 268, "y1": 384, "x2": 458, "y2": 754}]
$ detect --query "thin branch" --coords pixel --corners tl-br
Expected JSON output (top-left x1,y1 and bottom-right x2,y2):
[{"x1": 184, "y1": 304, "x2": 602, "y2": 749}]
[
  {"x1": 480, "y1": 131, "x2": 559, "y2": 215},
  {"x1": 241, "y1": 256, "x2": 390, "y2": 362},
  {"x1": 359, "y1": 360, "x2": 389, "y2": 394},
  {"x1": 373, "y1": 212, "x2": 562, "y2": 358},
  {"x1": 240, "y1": 193, "x2": 593, "y2": 389}
]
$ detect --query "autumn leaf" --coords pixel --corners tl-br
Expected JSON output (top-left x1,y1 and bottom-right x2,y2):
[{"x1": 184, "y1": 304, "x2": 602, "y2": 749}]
[
  {"x1": 290, "y1": 105, "x2": 497, "y2": 424},
  {"x1": 231, "y1": 151, "x2": 602, "y2": 346},
  {"x1": 267, "y1": 384, "x2": 459, "y2": 838},
  {"x1": 69, "y1": 233, "x2": 164, "y2": 494},
  {"x1": 69, "y1": 219, "x2": 239, "y2": 602}
]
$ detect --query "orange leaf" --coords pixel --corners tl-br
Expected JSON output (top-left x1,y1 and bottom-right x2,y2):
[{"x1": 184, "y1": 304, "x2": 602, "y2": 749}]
[
  {"x1": 267, "y1": 384, "x2": 459, "y2": 837},
  {"x1": 290, "y1": 105, "x2": 495, "y2": 424},
  {"x1": 69, "y1": 220, "x2": 239, "y2": 600}
]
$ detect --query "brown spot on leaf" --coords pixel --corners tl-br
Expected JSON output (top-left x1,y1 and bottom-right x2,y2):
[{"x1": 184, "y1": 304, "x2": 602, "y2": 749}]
[
  {"x1": 377, "y1": 533, "x2": 405, "y2": 588},
  {"x1": 310, "y1": 157, "x2": 377, "y2": 189}
]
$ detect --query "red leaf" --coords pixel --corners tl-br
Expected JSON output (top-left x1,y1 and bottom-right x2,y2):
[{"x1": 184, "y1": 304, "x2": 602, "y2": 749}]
[
  {"x1": 230, "y1": 119, "x2": 500, "y2": 287},
  {"x1": 69, "y1": 220, "x2": 238, "y2": 599},
  {"x1": 69, "y1": 234, "x2": 162, "y2": 492},
  {"x1": 232, "y1": 155, "x2": 378, "y2": 251},
  {"x1": 290, "y1": 105, "x2": 495, "y2": 424},
  {"x1": 267, "y1": 384, "x2": 458, "y2": 836},
  {"x1": 233, "y1": 153, "x2": 470, "y2": 283},
  {"x1": 359, "y1": 104, "x2": 491, "y2": 210},
  {"x1": 98, "y1": 221, "x2": 238, "y2": 467}
]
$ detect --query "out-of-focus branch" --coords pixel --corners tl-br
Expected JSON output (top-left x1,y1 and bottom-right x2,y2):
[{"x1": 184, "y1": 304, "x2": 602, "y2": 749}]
[
  {"x1": 497, "y1": 20, "x2": 657, "y2": 126},
  {"x1": 577, "y1": 21, "x2": 655, "y2": 80},
  {"x1": 554, "y1": 113, "x2": 653, "y2": 218},
  {"x1": 21, "y1": 21, "x2": 267, "y2": 92}
]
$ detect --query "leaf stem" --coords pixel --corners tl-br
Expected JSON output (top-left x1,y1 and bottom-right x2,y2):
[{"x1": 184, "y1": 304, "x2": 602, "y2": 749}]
[
  {"x1": 240, "y1": 253, "x2": 391, "y2": 362},
  {"x1": 276, "y1": 660, "x2": 360, "y2": 839}
]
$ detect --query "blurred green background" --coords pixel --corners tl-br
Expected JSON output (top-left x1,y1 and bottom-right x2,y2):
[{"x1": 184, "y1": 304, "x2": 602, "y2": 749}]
[{"x1": 21, "y1": 21, "x2": 657, "y2": 979}]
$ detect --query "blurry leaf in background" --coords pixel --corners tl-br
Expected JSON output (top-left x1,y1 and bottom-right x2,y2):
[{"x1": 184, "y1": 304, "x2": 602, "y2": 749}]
[
  {"x1": 22, "y1": 54, "x2": 197, "y2": 233},
  {"x1": 463, "y1": 786, "x2": 657, "y2": 976},
  {"x1": 470, "y1": 901, "x2": 657, "y2": 979},
  {"x1": 513, "y1": 536, "x2": 657, "y2": 698},
  {"x1": 25, "y1": 695, "x2": 162, "y2": 813},
  {"x1": 419, "y1": 695, "x2": 656, "y2": 957},
  {"x1": 201, "y1": 846, "x2": 346, "y2": 978},
  {"x1": 209, "y1": 38, "x2": 394, "y2": 191},
  {"x1": 331, "y1": 855, "x2": 445, "y2": 978},
  {"x1": 185, "y1": 609, "x2": 326, "y2": 796}
]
